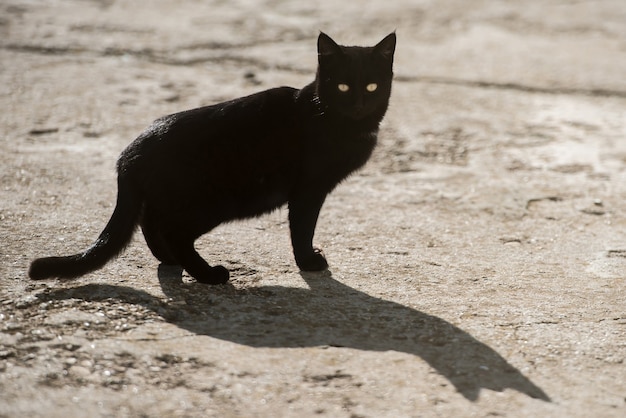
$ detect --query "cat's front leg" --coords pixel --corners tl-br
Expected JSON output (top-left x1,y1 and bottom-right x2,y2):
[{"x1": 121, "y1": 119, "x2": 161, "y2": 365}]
[
  {"x1": 296, "y1": 247, "x2": 328, "y2": 272},
  {"x1": 288, "y1": 192, "x2": 329, "y2": 271}
]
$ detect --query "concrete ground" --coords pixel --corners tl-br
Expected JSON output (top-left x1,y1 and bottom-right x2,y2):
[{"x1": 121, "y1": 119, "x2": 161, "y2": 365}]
[{"x1": 1, "y1": 0, "x2": 625, "y2": 416}]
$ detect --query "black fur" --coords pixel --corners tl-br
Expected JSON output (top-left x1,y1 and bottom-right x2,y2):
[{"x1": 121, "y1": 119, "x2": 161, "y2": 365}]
[{"x1": 29, "y1": 32, "x2": 396, "y2": 284}]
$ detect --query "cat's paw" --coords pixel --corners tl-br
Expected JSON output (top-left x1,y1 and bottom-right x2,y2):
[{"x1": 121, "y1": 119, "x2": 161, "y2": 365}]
[
  {"x1": 195, "y1": 265, "x2": 230, "y2": 285},
  {"x1": 296, "y1": 248, "x2": 329, "y2": 271}
]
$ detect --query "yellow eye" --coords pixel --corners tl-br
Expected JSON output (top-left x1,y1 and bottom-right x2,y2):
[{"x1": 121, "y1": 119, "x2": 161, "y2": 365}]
[
  {"x1": 366, "y1": 83, "x2": 378, "y2": 92},
  {"x1": 338, "y1": 83, "x2": 350, "y2": 92}
]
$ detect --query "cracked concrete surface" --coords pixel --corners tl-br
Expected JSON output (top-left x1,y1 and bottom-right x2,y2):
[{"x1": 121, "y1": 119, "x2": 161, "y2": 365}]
[{"x1": 1, "y1": 1, "x2": 625, "y2": 417}]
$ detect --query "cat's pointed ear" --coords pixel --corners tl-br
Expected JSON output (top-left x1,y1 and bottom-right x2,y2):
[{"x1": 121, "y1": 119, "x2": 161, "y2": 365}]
[
  {"x1": 374, "y1": 32, "x2": 396, "y2": 60},
  {"x1": 318, "y1": 32, "x2": 342, "y2": 57}
]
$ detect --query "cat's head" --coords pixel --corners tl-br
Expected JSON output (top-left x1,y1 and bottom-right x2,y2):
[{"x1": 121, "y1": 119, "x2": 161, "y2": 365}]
[{"x1": 316, "y1": 32, "x2": 396, "y2": 121}]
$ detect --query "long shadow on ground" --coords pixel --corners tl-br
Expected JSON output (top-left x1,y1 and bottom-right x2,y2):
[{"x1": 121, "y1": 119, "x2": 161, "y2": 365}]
[{"x1": 37, "y1": 265, "x2": 550, "y2": 402}]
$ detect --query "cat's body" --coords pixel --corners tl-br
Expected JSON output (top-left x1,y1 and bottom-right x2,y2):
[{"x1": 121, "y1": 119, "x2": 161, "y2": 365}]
[{"x1": 29, "y1": 32, "x2": 396, "y2": 284}]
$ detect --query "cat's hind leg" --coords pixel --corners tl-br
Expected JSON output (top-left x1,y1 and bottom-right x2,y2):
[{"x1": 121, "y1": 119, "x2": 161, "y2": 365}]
[
  {"x1": 167, "y1": 236, "x2": 229, "y2": 284},
  {"x1": 161, "y1": 228, "x2": 229, "y2": 285},
  {"x1": 140, "y1": 212, "x2": 178, "y2": 265}
]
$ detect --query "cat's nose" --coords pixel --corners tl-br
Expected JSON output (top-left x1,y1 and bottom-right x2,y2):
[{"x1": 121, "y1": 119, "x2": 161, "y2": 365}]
[{"x1": 354, "y1": 100, "x2": 364, "y2": 114}]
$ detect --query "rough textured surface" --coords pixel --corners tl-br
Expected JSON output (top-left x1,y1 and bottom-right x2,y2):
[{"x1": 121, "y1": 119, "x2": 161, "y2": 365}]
[{"x1": 1, "y1": 1, "x2": 625, "y2": 416}]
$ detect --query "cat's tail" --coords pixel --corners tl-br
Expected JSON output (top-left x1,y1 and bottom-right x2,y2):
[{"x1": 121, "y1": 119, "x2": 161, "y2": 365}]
[{"x1": 28, "y1": 178, "x2": 142, "y2": 280}]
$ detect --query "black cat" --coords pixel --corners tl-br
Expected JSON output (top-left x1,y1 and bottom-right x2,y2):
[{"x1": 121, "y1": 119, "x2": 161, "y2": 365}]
[{"x1": 29, "y1": 32, "x2": 396, "y2": 284}]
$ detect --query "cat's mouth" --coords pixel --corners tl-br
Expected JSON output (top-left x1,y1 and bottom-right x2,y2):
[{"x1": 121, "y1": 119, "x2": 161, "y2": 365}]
[
  {"x1": 330, "y1": 105, "x2": 369, "y2": 120},
  {"x1": 347, "y1": 108, "x2": 373, "y2": 121}
]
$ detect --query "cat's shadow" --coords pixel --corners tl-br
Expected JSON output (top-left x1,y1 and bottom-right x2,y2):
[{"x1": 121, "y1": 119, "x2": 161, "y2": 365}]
[{"x1": 37, "y1": 265, "x2": 549, "y2": 402}]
